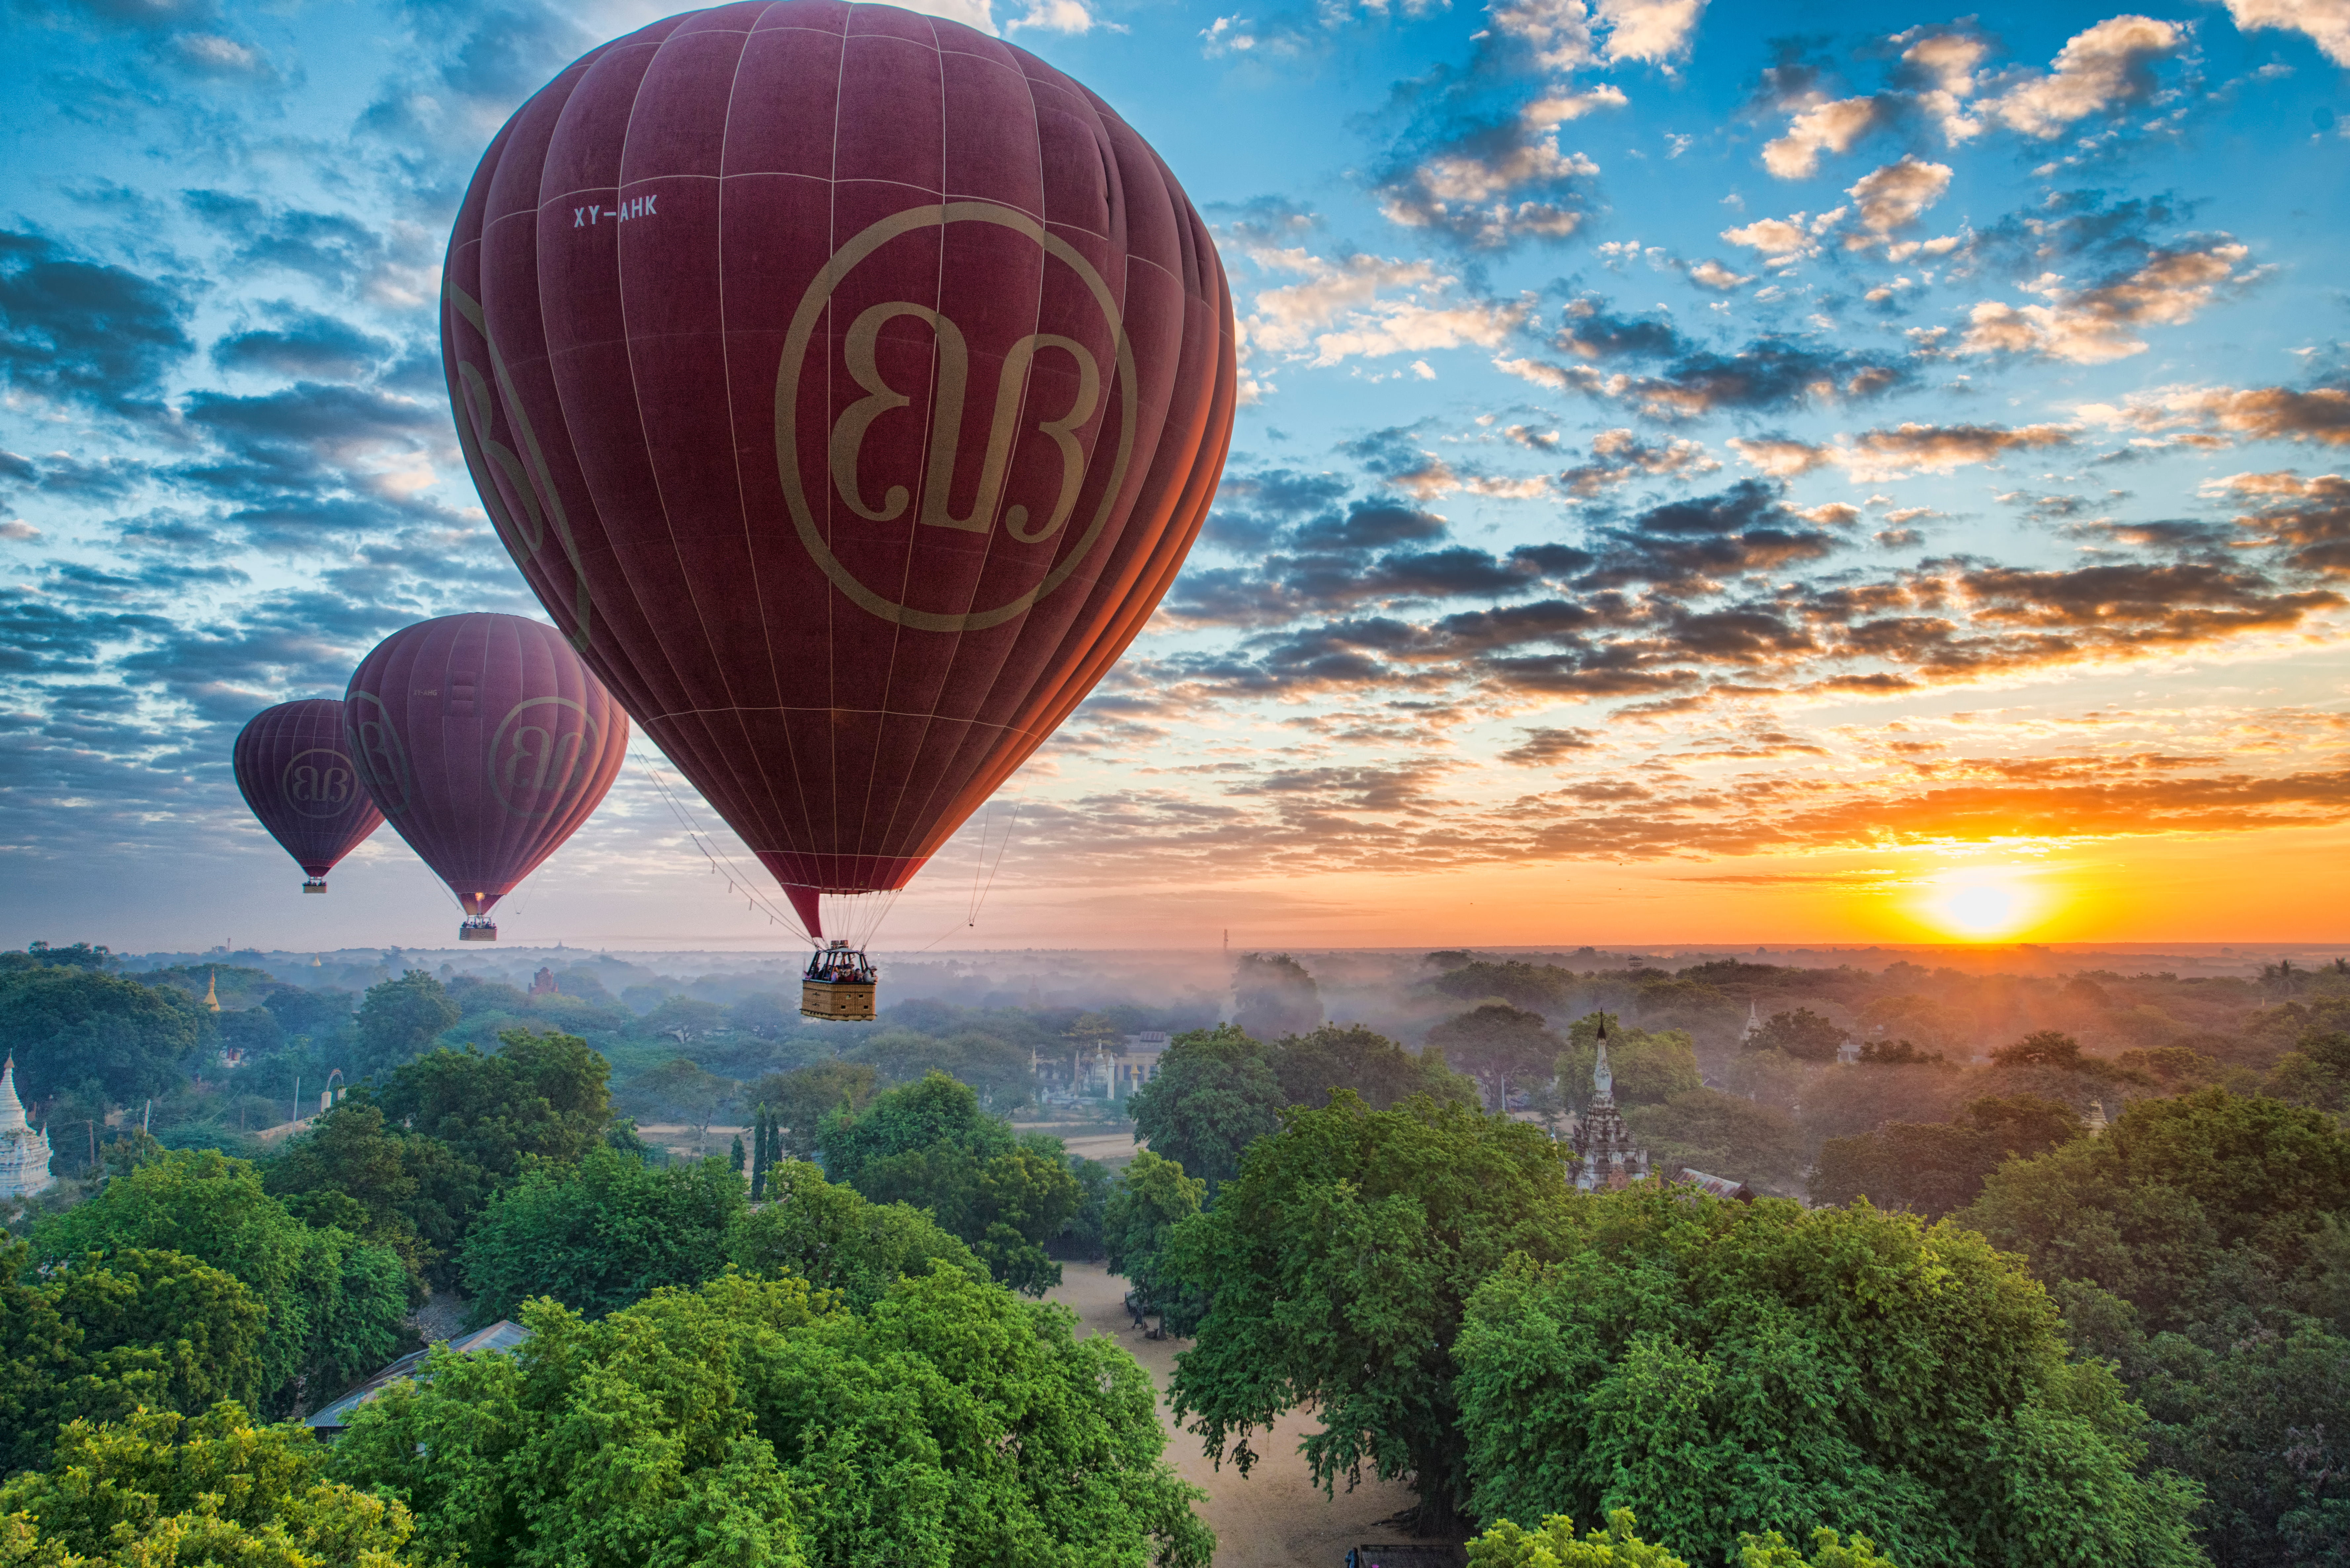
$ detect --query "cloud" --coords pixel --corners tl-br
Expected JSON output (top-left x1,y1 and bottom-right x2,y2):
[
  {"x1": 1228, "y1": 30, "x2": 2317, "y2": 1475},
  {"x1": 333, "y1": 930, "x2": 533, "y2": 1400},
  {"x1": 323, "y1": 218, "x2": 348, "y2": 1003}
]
[
  {"x1": 1559, "y1": 428, "x2": 1720, "y2": 495},
  {"x1": 1845, "y1": 156, "x2": 1953, "y2": 239},
  {"x1": 1987, "y1": 15, "x2": 2186, "y2": 138},
  {"x1": 210, "y1": 306, "x2": 398, "y2": 381},
  {"x1": 1485, "y1": 0, "x2": 1595, "y2": 70},
  {"x1": 1731, "y1": 422, "x2": 2077, "y2": 483},
  {"x1": 1594, "y1": 0, "x2": 1706, "y2": 63},
  {"x1": 2227, "y1": 0, "x2": 2350, "y2": 65},
  {"x1": 2217, "y1": 470, "x2": 2350, "y2": 574},
  {"x1": 1375, "y1": 93, "x2": 1617, "y2": 249},
  {"x1": 0, "y1": 231, "x2": 193, "y2": 422},
  {"x1": 1235, "y1": 243, "x2": 1531, "y2": 371},
  {"x1": 1686, "y1": 259, "x2": 1752, "y2": 290},
  {"x1": 1959, "y1": 239, "x2": 2255, "y2": 364},
  {"x1": 1895, "y1": 27, "x2": 1991, "y2": 142},
  {"x1": 1496, "y1": 317, "x2": 1911, "y2": 420},
  {"x1": 1004, "y1": 0, "x2": 1096, "y2": 31},
  {"x1": 2081, "y1": 384, "x2": 2350, "y2": 447},
  {"x1": 1762, "y1": 96, "x2": 1891, "y2": 179},
  {"x1": 1500, "y1": 725, "x2": 1604, "y2": 764}
]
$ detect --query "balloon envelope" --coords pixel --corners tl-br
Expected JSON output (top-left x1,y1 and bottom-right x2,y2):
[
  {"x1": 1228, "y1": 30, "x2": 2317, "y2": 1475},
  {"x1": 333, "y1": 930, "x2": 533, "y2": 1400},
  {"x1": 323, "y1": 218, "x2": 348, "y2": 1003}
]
[
  {"x1": 344, "y1": 614, "x2": 628, "y2": 920},
  {"x1": 232, "y1": 699, "x2": 384, "y2": 886},
  {"x1": 441, "y1": 0, "x2": 1235, "y2": 936}
]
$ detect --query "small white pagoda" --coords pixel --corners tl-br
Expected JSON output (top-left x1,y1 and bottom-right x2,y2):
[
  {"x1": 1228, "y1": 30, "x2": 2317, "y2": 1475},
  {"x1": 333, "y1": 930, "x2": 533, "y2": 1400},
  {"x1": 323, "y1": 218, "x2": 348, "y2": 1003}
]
[{"x1": 0, "y1": 1060, "x2": 56, "y2": 1199}]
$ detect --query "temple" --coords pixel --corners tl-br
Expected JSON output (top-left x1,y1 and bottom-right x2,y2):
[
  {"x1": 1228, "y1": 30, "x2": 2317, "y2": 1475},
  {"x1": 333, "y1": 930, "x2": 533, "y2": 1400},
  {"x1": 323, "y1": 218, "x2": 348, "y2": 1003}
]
[
  {"x1": 0, "y1": 1060, "x2": 55, "y2": 1200},
  {"x1": 1571, "y1": 1021, "x2": 1650, "y2": 1191}
]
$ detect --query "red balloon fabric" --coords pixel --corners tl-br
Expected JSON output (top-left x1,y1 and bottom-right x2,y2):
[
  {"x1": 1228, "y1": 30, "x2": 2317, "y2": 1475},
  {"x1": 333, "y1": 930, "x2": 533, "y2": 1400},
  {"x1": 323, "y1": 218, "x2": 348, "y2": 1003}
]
[
  {"x1": 441, "y1": 0, "x2": 1236, "y2": 938},
  {"x1": 232, "y1": 699, "x2": 385, "y2": 885},
  {"x1": 344, "y1": 614, "x2": 629, "y2": 920}
]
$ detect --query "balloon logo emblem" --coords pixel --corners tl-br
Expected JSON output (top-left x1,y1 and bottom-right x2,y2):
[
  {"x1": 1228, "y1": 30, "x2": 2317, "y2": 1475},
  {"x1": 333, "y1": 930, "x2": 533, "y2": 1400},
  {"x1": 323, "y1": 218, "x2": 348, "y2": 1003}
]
[
  {"x1": 282, "y1": 749, "x2": 356, "y2": 817},
  {"x1": 490, "y1": 695, "x2": 603, "y2": 819},
  {"x1": 774, "y1": 202, "x2": 1140, "y2": 635},
  {"x1": 345, "y1": 690, "x2": 414, "y2": 818}
]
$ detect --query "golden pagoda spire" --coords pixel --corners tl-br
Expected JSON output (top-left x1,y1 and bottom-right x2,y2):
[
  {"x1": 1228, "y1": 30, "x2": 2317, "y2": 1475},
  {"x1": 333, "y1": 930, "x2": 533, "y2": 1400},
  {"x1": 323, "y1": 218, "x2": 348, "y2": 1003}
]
[{"x1": 203, "y1": 970, "x2": 221, "y2": 1013}]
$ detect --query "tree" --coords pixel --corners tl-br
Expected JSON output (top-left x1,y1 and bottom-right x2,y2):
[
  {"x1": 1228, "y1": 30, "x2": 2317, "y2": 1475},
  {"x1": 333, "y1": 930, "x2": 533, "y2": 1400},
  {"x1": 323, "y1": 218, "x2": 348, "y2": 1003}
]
[
  {"x1": 0, "y1": 1241, "x2": 269, "y2": 1474},
  {"x1": 1126, "y1": 1025, "x2": 1284, "y2": 1189},
  {"x1": 259, "y1": 985, "x2": 355, "y2": 1047},
  {"x1": 1625, "y1": 1090, "x2": 1803, "y2": 1195},
  {"x1": 1556, "y1": 1015, "x2": 1702, "y2": 1112},
  {"x1": 32, "y1": 1150, "x2": 407, "y2": 1413},
  {"x1": 1454, "y1": 1189, "x2": 2206, "y2": 1568},
  {"x1": 1810, "y1": 1096, "x2": 2083, "y2": 1220},
  {"x1": 366, "y1": 1028, "x2": 613, "y2": 1219},
  {"x1": 457, "y1": 1147, "x2": 746, "y2": 1325},
  {"x1": 350, "y1": 971, "x2": 459, "y2": 1079},
  {"x1": 1103, "y1": 1149, "x2": 1204, "y2": 1329},
  {"x1": 1270, "y1": 1023, "x2": 1480, "y2": 1111},
  {"x1": 1747, "y1": 1008, "x2": 1846, "y2": 1062},
  {"x1": 1962, "y1": 1088, "x2": 2350, "y2": 1335},
  {"x1": 1465, "y1": 1511, "x2": 1905, "y2": 1568},
  {"x1": 1233, "y1": 953, "x2": 1321, "y2": 1040},
  {"x1": 725, "y1": 1159, "x2": 988, "y2": 1310},
  {"x1": 1427, "y1": 1004, "x2": 1557, "y2": 1109},
  {"x1": 0, "y1": 968, "x2": 200, "y2": 1106},
  {"x1": 1427, "y1": 960, "x2": 1574, "y2": 1015},
  {"x1": 1991, "y1": 1029, "x2": 2087, "y2": 1071},
  {"x1": 0, "y1": 1402, "x2": 428, "y2": 1566},
  {"x1": 748, "y1": 1061, "x2": 877, "y2": 1162},
  {"x1": 1165, "y1": 1094, "x2": 1576, "y2": 1535},
  {"x1": 327, "y1": 1269, "x2": 1212, "y2": 1568},
  {"x1": 261, "y1": 1102, "x2": 437, "y2": 1289},
  {"x1": 636, "y1": 996, "x2": 728, "y2": 1045},
  {"x1": 818, "y1": 1071, "x2": 1011, "y2": 1188},
  {"x1": 621, "y1": 1057, "x2": 735, "y2": 1139}
]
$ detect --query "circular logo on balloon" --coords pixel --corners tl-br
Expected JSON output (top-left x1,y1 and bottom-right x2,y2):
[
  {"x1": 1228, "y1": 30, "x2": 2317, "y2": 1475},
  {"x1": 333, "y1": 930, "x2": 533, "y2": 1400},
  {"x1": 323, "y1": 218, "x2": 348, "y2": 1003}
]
[
  {"x1": 774, "y1": 201, "x2": 1139, "y2": 634},
  {"x1": 344, "y1": 691, "x2": 413, "y2": 818},
  {"x1": 489, "y1": 696, "x2": 605, "y2": 819},
  {"x1": 281, "y1": 748, "x2": 361, "y2": 819}
]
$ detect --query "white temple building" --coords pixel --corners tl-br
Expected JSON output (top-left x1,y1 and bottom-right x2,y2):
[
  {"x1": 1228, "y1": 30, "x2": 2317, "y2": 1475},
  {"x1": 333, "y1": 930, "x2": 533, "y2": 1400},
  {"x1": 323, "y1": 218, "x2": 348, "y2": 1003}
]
[{"x1": 0, "y1": 1060, "x2": 56, "y2": 1199}]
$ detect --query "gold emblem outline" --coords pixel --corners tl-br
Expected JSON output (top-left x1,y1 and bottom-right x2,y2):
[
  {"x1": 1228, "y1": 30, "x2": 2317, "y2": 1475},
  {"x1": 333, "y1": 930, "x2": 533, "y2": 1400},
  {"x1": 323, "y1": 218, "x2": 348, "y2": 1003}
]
[{"x1": 773, "y1": 201, "x2": 1140, "y2": 633}]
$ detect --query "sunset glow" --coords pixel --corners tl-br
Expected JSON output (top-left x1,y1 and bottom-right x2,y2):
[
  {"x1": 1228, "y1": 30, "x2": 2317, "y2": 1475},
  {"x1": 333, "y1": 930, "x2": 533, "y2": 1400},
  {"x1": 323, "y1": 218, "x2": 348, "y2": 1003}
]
[{"x1": 1915, "y1": 868, "x2": 2045, "y2": 942}]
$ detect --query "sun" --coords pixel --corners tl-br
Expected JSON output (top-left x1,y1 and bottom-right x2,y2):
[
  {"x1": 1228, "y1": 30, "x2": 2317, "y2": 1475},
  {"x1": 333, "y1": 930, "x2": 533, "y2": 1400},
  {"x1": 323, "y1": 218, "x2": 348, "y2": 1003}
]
[{"x1": 1915, "y1": 866, "x2": 2046, "y2": 941}]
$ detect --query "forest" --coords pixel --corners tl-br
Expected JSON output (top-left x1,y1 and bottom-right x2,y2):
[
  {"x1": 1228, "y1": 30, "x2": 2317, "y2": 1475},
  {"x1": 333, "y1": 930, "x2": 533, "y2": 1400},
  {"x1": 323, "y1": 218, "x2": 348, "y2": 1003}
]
[{"x1": 0, "y1": 939, "x2": 2341, "y2": 1567}]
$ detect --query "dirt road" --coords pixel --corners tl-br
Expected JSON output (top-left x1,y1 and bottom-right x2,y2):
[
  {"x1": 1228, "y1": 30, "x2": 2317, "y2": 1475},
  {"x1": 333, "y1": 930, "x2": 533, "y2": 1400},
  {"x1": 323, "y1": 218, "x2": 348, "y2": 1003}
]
[{"x1": 1046, "y1": 1261, "x2": 1421, "y2": 1567}]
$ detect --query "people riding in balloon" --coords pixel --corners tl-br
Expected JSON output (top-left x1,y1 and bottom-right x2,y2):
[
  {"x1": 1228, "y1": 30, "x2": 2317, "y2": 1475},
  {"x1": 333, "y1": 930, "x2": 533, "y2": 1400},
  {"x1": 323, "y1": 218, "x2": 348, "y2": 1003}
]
[{"x1": 437, "y1": 0, "x2": 1236, "y2": 1013}]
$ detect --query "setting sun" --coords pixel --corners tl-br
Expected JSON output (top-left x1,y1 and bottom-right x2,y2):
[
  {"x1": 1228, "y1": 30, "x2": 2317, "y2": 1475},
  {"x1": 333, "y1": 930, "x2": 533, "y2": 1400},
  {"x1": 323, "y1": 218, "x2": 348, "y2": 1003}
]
[{"x1": 1917, "y1": 867, "x2": 2047, "y2": 941}]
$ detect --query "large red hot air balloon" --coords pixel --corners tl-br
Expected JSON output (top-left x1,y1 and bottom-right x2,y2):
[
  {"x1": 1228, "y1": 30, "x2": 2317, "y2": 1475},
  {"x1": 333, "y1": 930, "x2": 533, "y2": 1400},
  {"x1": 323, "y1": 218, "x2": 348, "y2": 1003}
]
[
  {"x1": 232, "y1": 699, "x2": 385, "y2": 893},
  {"x1": 344, "y1": 613, "x2": 629, "y2": 941},
  {"x1": 440, "y1": 0, "x2": 1235, "y2": 984}
]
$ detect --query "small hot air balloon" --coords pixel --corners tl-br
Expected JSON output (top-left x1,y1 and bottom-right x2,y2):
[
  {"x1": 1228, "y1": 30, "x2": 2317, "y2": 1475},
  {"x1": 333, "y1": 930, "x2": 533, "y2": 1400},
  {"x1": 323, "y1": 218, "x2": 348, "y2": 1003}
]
[
  {"x1": 344, "y1": 613, "x2": 628, "y2": 942},
  {"x1": 442, "y1": 0, "x2": 1235, "y2": 1014},
  {"x1": 232, "y1": 699, "x2": 384, "y2": 893}
]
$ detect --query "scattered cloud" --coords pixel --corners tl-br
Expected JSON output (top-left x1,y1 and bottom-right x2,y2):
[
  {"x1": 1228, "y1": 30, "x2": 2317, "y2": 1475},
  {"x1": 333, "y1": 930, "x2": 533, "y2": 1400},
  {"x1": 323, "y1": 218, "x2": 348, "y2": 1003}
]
[
  {"x1": 1845, "y1": 155, "x2": 1953, "y2": 240},
  {"x1": 1986, "y1": 15, "x2": 2187, "y2": 138},
  {"x1": 1960, "y1": 239, "x2": 2256, "y2": 363},
  {"x1": 2227, "y1": 0, "x2": 2350, "y2": 66}
]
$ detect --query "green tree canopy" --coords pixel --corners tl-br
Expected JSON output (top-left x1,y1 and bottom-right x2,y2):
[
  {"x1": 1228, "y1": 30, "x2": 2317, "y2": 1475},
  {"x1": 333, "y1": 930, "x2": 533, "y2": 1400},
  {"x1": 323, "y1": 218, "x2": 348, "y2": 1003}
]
[
  {"x1": 1747, "y1": 1008, "x2": 1847, "y2": 1062},
  {"x1": 261, "y1": 1103, "x2": 443, "y2": 1289},
  {"x1": 1126, "y1": 1026, "x2": 1284, "y2": 1189},
  {"x1": 0, "y1": 1241, "x2": 269, "y2": 1475},
  {"x1": 1465, "y1": 1510, "x2": 1905, "y2": 1568},
  {"x1": 457, "y1": 1147, "x2": 746, "y2": 1325},
  {"x1": 1164, "y1": 1093, "x2": 1576, "y2": 1534},
  {"x1": 0, "y1": 1402, "x2": 427, "y2": 1567},
  {"x1": 1454, "y1": 1189, "x2": 2205, "y2": 1568},
  {"x1": 1270, "y1": 1023, "x2": 1479, "y2": 1111},
  {"x1": 327, "y1": 1269, "x2": 1212, "y2": 1568},
  {"x1": 1624, "y1": 1090, "x2": 1803, "y2": 1196},
  {"x1": 0, "y1": 968, "x2": 200, "y2": 1107},
  {"x1": 350, "y1": 971, "x2": 459, "y2": 1079},
  {"x1": 1426, "y1": 1004, "x2": 1557, "y2": 1108},
  {"x1": 1233, "y1": 953, "x2": 1321, "y2": 1041},
  {"x1": 32, "y1": 1150, "x2": 407, "y2": 1412},
  {"x1": 1102, "y1": 1149, "x2": 1205, "y2": 1329},
  {"x1": 1427, "y1": 960, "x2": 1574, "y2": 1015},
  {"x1": 748, "y1": 1061, "x2": 877, "y2": 1163},
  {"x1": 1810, "y1": 1095, "x2": 2085, "y2": 1220},
  {"x1": 1991, "y1": 1030, "x2": 2087, "y2": 1071},
  {"x1": 818, "y1": 1071, "x2": 1012, "y2": 1189},
  {"x1": 725, "y1": 1159, "x2": 987, "y2": 1310}
]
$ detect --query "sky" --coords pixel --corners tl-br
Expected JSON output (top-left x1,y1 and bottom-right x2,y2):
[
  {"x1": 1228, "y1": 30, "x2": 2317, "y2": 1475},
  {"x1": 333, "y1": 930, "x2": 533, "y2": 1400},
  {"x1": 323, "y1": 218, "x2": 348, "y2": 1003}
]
[{"x1": 5, "y1": 0, "x2": 2350, "y2": 954}]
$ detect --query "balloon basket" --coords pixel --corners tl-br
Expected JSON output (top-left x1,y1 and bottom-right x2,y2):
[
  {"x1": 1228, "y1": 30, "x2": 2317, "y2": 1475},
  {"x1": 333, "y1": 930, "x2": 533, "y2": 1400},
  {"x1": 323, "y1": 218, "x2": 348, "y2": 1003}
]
[
  {"x1": 459, "y1": 919, "x2": 499, "y2": 943},
  {"x1": 302, "y1": 878, "x2": 327, "y2": 894},
  {"x1": 801, "y1": 941, "x2": 878, "y2": 1021}
]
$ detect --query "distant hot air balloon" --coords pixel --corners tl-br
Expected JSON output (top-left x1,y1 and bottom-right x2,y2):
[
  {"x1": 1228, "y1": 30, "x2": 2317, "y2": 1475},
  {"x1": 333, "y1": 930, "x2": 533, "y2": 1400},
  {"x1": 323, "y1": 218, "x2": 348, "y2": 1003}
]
[
  {"x1": 441, "y1": 0, "x2": 1236, "y2": 1012},
  {"x1": 344, "y1": 613, "x2": 628, "y2": 942},
  {"x1": 232, "y1": 699, "x2": 384, "y2": 893}
]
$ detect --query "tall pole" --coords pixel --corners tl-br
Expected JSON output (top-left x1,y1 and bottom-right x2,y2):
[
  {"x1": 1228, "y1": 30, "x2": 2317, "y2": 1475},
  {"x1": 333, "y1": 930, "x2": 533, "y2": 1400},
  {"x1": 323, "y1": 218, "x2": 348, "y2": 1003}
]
[{"x1": 292, "y1": 1075, "x2": 300, "y2": 1127}]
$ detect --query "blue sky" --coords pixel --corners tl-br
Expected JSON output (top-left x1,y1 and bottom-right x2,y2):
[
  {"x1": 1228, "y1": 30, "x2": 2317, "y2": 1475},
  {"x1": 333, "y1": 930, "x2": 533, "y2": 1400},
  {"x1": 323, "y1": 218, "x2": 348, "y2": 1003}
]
[{"x1": 6, "y1": 0, "x2": 2350, "y2": 953}]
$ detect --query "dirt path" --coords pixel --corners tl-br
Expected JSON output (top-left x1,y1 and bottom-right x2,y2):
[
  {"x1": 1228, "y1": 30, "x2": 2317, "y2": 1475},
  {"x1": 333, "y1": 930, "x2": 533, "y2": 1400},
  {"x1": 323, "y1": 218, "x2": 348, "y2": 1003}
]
[{"x1": 1046, "y1": 1261, "x2": 1422, "y2": 1567}]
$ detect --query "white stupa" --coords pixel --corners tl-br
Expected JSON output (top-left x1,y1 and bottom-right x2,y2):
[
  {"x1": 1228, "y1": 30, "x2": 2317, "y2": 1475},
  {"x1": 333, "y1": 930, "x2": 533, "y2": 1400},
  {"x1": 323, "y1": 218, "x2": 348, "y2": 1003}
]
[{"x1": 0, "y1": 1060, "x2": 56, "y2": 1199}]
